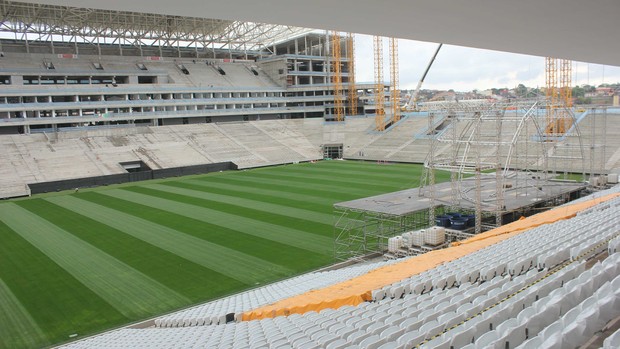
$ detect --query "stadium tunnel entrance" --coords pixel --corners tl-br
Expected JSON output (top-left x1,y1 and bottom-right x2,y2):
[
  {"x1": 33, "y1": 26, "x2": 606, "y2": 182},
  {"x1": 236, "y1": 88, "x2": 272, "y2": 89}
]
[
  {"x1": 120, "y1": 160, "x2": 152, "y2": 173},
  {"x1": 322, "y1": 143, "x2": 343, "y2": 159}
]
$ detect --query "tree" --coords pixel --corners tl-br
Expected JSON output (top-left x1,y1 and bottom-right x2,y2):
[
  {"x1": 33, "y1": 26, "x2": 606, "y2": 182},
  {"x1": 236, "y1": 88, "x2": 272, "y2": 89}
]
[
  {"x1": 583, "y1": 84, "x2": 596, "y2": 92},
  {"x1": 515, "y1": 84, "x2": 528, "y2": 97},
  {"x1": 572, "y1": 86, "x2": 585, "y2": 98}
]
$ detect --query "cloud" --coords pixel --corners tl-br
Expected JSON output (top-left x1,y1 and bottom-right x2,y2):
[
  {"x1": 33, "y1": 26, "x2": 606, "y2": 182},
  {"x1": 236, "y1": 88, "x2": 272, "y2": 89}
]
[{"x1": 354, "y1": 34, "x2": 620, "y2": 92}]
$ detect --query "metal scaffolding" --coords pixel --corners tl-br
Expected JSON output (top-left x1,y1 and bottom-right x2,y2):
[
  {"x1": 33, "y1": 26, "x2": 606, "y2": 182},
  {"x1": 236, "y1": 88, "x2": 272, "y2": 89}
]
[
  {"x1": 330, "y1": 32, "x2": 345, "y2": 122},
  {"x1": 545, "y1": 57, "x2": 574, "y2": 136},
  {"x1": 347, "y1": 33, "x2": 358, "y2": 116},
  {"x1": 333, "y1": 206, "x2": 430, "y2": 262},
  {"x1": 389, "y1": 37, "x2": 400, "y2": 124},
  {"x1": 373, "y1": 35, "x2": 385, "y2": 131},
  {"x1": 0, "y1": 0, "x2": 311, "y2": 56},
  {"x1": 420, "y1": 99, "x2": 586, "y2": 232}
]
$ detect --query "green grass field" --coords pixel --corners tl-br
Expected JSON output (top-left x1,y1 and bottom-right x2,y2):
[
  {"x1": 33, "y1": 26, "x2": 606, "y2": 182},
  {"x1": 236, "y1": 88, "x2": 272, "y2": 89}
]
[{"x1": 0, "y1": 160, "x2": 447, "y2": 348}]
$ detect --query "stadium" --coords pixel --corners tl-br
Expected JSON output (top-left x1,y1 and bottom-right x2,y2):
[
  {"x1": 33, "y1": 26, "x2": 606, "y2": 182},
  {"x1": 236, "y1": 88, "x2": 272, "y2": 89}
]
[{"x1": 0, "y1": 1, "x2": 619, "y2": 348}]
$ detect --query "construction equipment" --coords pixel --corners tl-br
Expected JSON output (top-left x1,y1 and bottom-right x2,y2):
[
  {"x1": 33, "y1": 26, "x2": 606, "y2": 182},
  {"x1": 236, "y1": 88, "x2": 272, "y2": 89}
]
[
  {"x1": 347, "y1": 33, "x2": 358, "y2": 116},
  {"x1": 545, "y1": 57, "x2": 573, "y2": 135},
  {"x1": 389, "y1": 37, "x2": 401, "y2": 124},
  {"x1": 330, "y1": 32, "x2": 345, "y2": 122},
  {"x1": 402, "y1": 43, "x2": 442, "y2": 112},
  {"x1": 374, "y1": 35, "x2": 386, "y2": 131}
]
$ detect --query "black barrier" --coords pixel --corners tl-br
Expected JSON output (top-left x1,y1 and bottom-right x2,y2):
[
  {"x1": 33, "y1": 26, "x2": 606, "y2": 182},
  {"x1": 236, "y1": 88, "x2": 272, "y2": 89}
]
[{"x1": 28, "y1": 162, "x2": 237, "y2": 194}]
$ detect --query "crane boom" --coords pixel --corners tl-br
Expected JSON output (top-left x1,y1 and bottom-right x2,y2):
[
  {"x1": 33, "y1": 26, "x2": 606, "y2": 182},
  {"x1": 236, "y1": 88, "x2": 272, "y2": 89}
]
[{"x1": 404, "y1": 43, "x2": 442, "y2": 111}]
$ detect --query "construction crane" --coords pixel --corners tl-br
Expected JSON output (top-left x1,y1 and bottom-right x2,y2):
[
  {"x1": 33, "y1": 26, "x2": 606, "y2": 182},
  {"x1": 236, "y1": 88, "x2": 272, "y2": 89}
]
[
  {"x1": 402, "y1": 43, "x2": 443, "y2": 111},
  {"x1": 346, "y1": 33, "x2": 358, "y2": 116},
  {"x1": 373, "y1": 35, "x2": 386, "y2": 131},
  {"x1": 545, "y1": 57, "x2": 558, "y2": 135},
  {"x1": 330, "y1": 32, "x2": 345, "y2": 122},
  {"x1": 389, "y1": 37, "x2": 401, "y2": 124},
  {"x1": 545, "y1": 57, "x2": 572, "y2": 135}
]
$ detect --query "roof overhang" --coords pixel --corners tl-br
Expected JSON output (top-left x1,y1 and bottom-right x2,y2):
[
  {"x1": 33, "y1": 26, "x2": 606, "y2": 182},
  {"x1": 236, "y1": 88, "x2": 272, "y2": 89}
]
[{"x1": 12, "y1": 0, "x2": 620, "y2": 66}]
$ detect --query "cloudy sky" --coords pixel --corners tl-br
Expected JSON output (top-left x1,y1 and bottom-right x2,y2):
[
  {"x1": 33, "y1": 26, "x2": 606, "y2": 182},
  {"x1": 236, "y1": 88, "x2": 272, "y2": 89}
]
[{"x1": 354, "y1": 34, "x2": 620, "y2": 92}]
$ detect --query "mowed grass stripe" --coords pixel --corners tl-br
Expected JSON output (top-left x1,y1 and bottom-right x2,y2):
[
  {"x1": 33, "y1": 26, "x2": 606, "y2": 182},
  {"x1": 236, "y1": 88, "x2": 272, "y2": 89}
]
[
  {"x1": 243, "y1": 171, "x2": 403, "y2": 192},
  {"x1": 312, "y1": 160, "x2": 421, "y2": 175},
  {"x1": 314, "y1": 162, "x2": 453, "y2": 182},
  {"x1": 18, "y1": 199, "x2": 245, "y2": 302},
  {"x1": 0, "y1": 278, "x2": 47, "y2": 349},
  {"x1": 100, "y1": 188, "x2": 332, "y2": 254},
  {"x1": 46, "y1": 196, "x2": 290, "y2": 284},
  {"x1": 180, "y1": 178, "x2": 336, "y2": 206},
  {"x1": 142, "y1": 183, "x2": 334, "y2": 224},
  {"x1": 257, "y1": 163, "x2": 423, "y2": 182},
  {"x1": 125, "y1": 186, "x2": 333, "y2": 238},
  {"x1": 0, "y1": 220, "x2": 127, "y2": 349},
  {"x1": 0, "y1": 203, "x2": 188, "y2": 318},
  {"x1": 199, "y1": 173, "x2": 382, "y2": 198},
  {"x1": 194, "y1": 175, "x2": 364, "y2": 202},
  {"x1": 78, "y1": 192, "x2": 327, "y2": 273},
  {"x1": 243, "y1": 167, "x2": 409, "y2": 190},
  {"x1": 163, "y1": 181, "x2": 334, "y2": 217}
]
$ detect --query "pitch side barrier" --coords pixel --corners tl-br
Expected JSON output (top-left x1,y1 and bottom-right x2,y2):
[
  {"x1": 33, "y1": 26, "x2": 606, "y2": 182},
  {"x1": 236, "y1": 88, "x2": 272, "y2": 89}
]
[{"x1": 27, "y1": 162, "x2": 237, "y2": 195}]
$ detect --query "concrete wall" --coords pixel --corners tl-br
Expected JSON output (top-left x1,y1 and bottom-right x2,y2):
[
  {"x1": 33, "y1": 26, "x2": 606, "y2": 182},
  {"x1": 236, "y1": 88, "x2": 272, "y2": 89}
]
[
  {"x1": 28, "y1": 161, "x2": 237, "y2": 194},
  {"x1": 258, "y1": 59, "x2": 288, "y2": 87}
]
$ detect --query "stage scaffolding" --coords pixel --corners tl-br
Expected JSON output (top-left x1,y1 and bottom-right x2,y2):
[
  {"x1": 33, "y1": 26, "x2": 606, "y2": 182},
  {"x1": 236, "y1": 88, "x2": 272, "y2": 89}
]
[
  {"x1": 334, "y1": 99, "x2": 591, "y2": 263},
  {"x1": 333, "y1": 205, "x2": 430, "y2": 263}
]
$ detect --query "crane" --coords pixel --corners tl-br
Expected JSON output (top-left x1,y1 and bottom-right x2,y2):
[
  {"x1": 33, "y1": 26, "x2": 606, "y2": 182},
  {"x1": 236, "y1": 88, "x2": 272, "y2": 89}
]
[
  {"x1": 403, "y1": 43, "x2": 442, "y2": 111},
  {"x1": 545, "y1": 57, "x2": 572, "y2": 135}
]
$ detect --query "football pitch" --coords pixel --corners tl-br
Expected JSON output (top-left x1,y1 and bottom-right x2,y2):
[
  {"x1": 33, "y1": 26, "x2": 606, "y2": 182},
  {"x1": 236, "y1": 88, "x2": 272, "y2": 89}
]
[{"x1": 0, "y1": 160, "x2": 447, "y2": 348}]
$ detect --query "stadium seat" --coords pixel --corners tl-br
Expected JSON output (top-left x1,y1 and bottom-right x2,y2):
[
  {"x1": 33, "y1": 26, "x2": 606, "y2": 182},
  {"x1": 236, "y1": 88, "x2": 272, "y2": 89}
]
[
  {"x1": 326, "y1": 339, "x2": 348, "y2": 349},
  {"x1": 379, "y1": 326, "x2": 404, "y2": 342},
  {"x1": 603, "y1": 328, "x2": 620, "y2": 349},
  {"x1": 450, "y1": 326, "x2": 475, "y2": 348}
]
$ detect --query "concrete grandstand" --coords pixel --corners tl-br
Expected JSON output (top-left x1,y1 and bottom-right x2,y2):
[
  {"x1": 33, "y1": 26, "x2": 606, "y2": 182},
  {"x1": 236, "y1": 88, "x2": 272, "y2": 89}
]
[{"x1": 1, "y1": 1, "x2": 620, "y2": 349}]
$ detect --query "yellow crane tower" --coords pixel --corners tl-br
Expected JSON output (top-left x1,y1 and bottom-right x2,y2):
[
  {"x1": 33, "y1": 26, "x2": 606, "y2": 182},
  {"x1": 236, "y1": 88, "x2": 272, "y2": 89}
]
[
  {"x1": 389, "y1": 37, "x2": 401, "y2": 124},
  {"x1": 373, "y1": 35, "x2": 385, "y2": 131},
  {"x1": 545, "y1": 57, "x2": 572, "y2": 135},
  {"x1": 545, "y1": 57, "x2": 558, "y2": 134},
  {"x1": 559, "y1": 59, "x2": 573, "y2": 133},
  {"x1": 331, "y1": 32, "x2": 345, "y2": 122},
  {"x1": 346, "y1": 33, "x2": 358, "y2": 116}
]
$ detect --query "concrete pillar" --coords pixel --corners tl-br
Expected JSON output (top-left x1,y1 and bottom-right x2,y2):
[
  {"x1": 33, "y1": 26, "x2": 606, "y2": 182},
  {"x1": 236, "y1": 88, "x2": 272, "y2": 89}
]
[{"x1": 11, "y1": 76, "x2": 23, "y2": 85}]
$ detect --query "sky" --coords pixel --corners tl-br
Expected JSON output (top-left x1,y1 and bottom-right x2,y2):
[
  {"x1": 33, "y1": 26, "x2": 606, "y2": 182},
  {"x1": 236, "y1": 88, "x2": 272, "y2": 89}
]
[{"x1": 354, "y1": 34, "x2": 620, "y2": 92}]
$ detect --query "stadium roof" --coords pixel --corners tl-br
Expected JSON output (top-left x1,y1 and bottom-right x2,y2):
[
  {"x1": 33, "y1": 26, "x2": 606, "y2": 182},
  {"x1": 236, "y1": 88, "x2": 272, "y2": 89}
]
[
  {"x1": 12, "y1": 0, "x2": 620, "y2": 66},
  {"x1": 0, "y1": 1, "x2": 312, "y2": 51}
]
